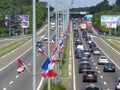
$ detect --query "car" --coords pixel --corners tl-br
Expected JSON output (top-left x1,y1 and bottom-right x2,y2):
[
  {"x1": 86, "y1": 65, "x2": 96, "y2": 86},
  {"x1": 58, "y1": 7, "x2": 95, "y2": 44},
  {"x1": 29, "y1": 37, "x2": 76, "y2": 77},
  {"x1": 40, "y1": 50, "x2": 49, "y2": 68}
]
[
  {"x1": 115, "y1": 77, "x2": 120, "y2": 90},
  {"x1": 98, "y1": 56, "x2": 109, "y2": 65},
  {"x1": 75, "y1": 38, "x2": 82, "y2": 46},
  {"x1": 80, "y1": 56, "x2": 90, "y2": 62},
  {"x1": 81, "y1": 84, "x2": 102, "y2": 90},
  {"x1": 89, "y1": 42, "x2": 96, "y2": 48},
  {"x1": 79, "y1": 61, "x2": 92, "y2": 73},
  {"x1": 36, "y1": 41, "x2": 43, "y2": 47},
  {"x1": 93, "y1": 48, "x2": 101, "y2": 55},
  {"x1": 103, "y1": 62, "x2": 116, "y2": 72},
  {"x1": 43, "y1": 34, "x2": 48, "y2": 41},
  {"x1": 87, "y1": 39, "x2": 93, "y2": 44},
  {"x1": 75, "y1": 48, "x2": 83, "y2": 58},
  {"x1": 82, "y1": 70, "x2": 97, "y2": 82},
  {"x1": 83, "y1": 49, "x2": 91, "y2": 58}
]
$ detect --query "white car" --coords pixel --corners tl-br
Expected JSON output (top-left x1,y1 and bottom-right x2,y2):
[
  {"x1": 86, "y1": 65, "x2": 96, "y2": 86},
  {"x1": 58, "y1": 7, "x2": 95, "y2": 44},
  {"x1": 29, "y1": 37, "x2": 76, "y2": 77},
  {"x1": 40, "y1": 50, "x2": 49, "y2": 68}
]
[
  {"x1": 93, "y1": 48, "x2": 101, "y2": 55},
  {"x1": 98, "y1": 56, "x2": 109, "y2": 65}
]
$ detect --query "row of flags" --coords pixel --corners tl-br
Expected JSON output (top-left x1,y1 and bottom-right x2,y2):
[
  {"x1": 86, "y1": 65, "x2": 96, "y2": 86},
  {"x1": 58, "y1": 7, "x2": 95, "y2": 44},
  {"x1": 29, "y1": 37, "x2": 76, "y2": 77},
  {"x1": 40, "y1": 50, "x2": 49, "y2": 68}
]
[{"x1": 17, "y1": 27, "x2": 69, "y2": 78}]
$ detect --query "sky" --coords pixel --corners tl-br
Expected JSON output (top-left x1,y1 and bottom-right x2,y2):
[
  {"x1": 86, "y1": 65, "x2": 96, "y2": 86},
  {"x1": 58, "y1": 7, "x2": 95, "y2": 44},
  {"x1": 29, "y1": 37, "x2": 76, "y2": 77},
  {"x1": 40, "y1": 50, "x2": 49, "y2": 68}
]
[{"x1": 40, "y1": 0, "x2": 116, "y2": 9}]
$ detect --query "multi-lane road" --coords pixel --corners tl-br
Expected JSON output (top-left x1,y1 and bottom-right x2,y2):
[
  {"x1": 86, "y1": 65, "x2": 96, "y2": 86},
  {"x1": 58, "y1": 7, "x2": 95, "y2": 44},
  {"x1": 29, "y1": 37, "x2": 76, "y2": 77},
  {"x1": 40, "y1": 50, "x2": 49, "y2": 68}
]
[
  {"x1": 0, "y1": 25, "x2": 56, "y2": 90},
  {"x1": 73, "y1": 22, "x2": 120, "y2": 90}
]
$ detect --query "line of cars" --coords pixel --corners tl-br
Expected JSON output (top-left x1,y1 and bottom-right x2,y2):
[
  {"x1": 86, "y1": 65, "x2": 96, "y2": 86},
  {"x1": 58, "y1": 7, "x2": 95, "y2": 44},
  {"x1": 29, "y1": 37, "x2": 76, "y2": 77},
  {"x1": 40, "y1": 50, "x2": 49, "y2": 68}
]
[{"x1": 73, "y1": 21, "x2": 119, "y2": 90}]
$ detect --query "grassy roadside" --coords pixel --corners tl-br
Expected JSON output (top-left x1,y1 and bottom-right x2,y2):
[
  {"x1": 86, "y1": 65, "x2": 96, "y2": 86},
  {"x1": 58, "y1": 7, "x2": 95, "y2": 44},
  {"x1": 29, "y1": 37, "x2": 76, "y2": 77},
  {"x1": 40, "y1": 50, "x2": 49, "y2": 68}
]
[
  {"x1": 103, "y1": 38, "x2": 120, "y2": 52},
  {"x1": 0, "y1": 39, "x2": 28, "y2": 56},
  {"x1": 61, "y1": 35, "x2": 70, "y2": 77}
]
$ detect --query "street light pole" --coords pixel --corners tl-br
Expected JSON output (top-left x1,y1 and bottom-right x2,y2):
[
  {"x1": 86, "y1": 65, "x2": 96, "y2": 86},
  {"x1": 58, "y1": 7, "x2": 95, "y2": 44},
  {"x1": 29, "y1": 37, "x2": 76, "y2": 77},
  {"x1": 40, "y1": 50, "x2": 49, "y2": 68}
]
[
  {"x1": 32, "y1": 0, "x2": 36, "y2": 90},
  {"x1": 47, "y1": 0, "x2": 51, "y2": 90}
]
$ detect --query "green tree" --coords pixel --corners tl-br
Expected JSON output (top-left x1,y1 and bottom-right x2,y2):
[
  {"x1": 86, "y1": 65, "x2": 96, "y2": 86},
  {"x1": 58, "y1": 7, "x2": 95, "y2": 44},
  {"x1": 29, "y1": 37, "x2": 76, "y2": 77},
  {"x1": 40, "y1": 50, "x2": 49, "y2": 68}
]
[{"x1": 116, "y1": 0, "x2": 120, "y2": 6}]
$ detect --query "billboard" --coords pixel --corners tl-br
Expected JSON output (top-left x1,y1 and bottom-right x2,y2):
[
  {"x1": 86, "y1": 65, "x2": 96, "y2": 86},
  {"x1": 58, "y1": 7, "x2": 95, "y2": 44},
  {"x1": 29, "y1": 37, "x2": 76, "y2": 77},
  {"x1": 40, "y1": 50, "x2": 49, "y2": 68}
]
[
  {"x1": 101, "y1": 15, "x2": 120, "y2": 26},
  {"x1": 105, "y1": 22, "x2": 117, "y2": 29},
  {"x1": 19, "y1": 15, "x2": 29, "y2": 28},
  {"x1": 85, "y1": 14, "x2": 93, "y2": 21}
]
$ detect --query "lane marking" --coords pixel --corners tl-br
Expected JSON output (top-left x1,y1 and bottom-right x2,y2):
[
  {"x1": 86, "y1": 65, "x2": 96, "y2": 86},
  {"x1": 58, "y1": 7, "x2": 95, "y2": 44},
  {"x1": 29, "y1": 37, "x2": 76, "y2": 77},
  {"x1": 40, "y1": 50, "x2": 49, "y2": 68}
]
[
  {"x1": 28, "y1": 63, "x2": 31, "y2": 66},
  {"x1": 103, "y1": 81, "x2": 107, "y2": 85},
  {"x1": 95, "y1": 67, "x2": 98, "y2": 69},
  {"x1": 98, "y1": 70, "x2": 101, "y2": 73},
  {"x1": 16, "y1": 75, "x2": 19, "y2": 78},
  {"x1": 100, "y1": 75, "x2": 103, "y2": 79},
  {"x1": 91, "y1": 37, "x2": 120, "y2": 70},
  {"x1": 3, "y1": 87, "x2": 7, "y2": 90},
  {"x1": 94, "y1": 63, "x2": 96, "y2": 65},
  {"x1": 9, "y1": 81, "x2": 14, "y2": 85}
]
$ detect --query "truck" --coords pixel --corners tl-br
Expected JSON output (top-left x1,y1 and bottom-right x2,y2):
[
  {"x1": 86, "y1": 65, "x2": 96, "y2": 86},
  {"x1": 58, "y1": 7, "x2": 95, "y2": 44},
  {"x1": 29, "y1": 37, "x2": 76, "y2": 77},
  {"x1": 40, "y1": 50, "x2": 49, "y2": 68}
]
[{"x1": 86, "y1": 21, "x2": 92, "y2": 33}]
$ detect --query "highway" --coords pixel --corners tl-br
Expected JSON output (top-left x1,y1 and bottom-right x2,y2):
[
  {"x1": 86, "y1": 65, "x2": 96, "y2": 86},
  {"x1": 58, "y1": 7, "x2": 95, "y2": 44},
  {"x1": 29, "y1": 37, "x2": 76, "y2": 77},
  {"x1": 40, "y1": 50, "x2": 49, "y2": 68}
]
[
  {"x1": 0, "y1": 25, "x2": 55, "y2": 90},
  {"x1": 73, "y1": 22, "x2": 120, "y2": 90}
]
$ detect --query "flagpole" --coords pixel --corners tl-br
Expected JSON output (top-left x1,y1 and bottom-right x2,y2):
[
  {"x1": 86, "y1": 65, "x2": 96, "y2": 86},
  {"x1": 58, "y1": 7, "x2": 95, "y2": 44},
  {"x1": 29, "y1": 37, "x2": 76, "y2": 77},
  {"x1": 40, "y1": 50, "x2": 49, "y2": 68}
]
[
  {"x1": 47, "y1": 0, "x2": 51, "y2": 90},
  {"x1": 32, "y1": 0, "x2": 36, "y2": 90}
]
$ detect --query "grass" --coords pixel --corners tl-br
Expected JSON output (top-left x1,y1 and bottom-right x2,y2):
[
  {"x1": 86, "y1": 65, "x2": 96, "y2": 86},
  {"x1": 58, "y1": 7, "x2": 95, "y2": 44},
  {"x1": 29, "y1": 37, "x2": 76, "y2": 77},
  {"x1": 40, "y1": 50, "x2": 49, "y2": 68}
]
[
  {"x1": 0, "y1": 39, "x2": 27, "y2": 55},
  {"x1": 61, "y1": 35, "x2": 70, "y2": 77},
  {"x1": 103, "y1": 38, "x2": 120, "y2": 52}
]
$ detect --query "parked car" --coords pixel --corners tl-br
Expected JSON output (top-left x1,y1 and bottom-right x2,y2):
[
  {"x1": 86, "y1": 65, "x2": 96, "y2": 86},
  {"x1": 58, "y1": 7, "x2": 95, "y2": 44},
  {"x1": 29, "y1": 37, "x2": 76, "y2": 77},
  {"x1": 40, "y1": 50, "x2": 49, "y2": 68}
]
[
  {"x1": 93, "y1": 47, "x2": 101, "y2": 55},
  {"x1": 82, "y1": 70, "x2": 97, "y2": 82},
  {"x1": 79, "y1": 61, "x2": 92, "y2": 73},
  {"x1": 115, "y1": 77, "x2": 120, "y2": 90},
  {"x1": 103, "y1": 62, "x2": 116, "y2": 72},
  {"x1": 98, "y1": 56, "x2": 109, "y2": 65},
  {"x1": 81, "y1": 84, "x2": 102, "y2": 90},
  {"x1": 36, "y1": 41, "x2": 43, "y2": 47}
]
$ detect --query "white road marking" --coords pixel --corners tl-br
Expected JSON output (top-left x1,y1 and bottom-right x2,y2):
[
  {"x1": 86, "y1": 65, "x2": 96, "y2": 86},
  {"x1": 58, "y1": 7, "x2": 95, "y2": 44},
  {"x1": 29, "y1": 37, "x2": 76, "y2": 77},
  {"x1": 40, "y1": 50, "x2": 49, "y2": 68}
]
[
  {"x1": 92, "y1": 59, "x2": 94, "y2": 62},
  {"x1": 100, "y1": 75, "x2": 103, "y2": 79},
  {"x1": 28, "y1": 63, "x2": 31, "y2": 66},
  {"x1": 107, "y1": 89, "x2": 110, "y2": 90},
  {"x1": 103, "y1": 81, "x2": 107, "y2": 85},
  {"x1": 16, "y1": 75, "x2": 19, "y2": 78},
  {"x1": 9, "y1": 81, "x2": 14, "y2": 85},
  {"x1": 3, "y1": 88, "x2": 7, "y2": 90},
  {"x1": 98, "y1": 71, "x2": 101, "y2": 73},
  {"x1": 94, "y1": 63, "x2": 96, "y2": 65},
  {"x1": 95, "y1": 67, "x2": 98, "y2": 69}
]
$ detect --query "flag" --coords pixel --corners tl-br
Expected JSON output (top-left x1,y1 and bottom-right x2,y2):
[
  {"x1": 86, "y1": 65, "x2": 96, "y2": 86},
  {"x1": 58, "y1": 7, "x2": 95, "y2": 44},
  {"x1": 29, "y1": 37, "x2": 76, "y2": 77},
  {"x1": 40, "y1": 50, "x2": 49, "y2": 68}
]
[
  {"x1": 47, "y1": 69, "x2": 57, "y2": 78},
  {"x1": 17, "y1": 58, "x2": 26, "y2": 74},
  {"x1": 63, "y1": 34, "x2": 66, "y2": 43},
  {"x1": 41, "y1": 58, "x2": 51, "y2": 71},
  {"x1": 50, "y1": 37, "x2": 56, "y2": 49},
  {"x1": 38, "y1": 47, "x2": 45, "y2": 55},
  {"x1": 59, "y1": 40, "x2": 64, "y2": 50}
]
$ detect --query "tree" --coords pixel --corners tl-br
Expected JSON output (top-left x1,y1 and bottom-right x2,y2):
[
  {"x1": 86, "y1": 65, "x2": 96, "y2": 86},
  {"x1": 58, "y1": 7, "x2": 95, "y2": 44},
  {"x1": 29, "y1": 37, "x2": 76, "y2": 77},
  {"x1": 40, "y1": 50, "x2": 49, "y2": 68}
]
[{"x1": 116, "y1": 0, "x2": 120, "y2": 6}]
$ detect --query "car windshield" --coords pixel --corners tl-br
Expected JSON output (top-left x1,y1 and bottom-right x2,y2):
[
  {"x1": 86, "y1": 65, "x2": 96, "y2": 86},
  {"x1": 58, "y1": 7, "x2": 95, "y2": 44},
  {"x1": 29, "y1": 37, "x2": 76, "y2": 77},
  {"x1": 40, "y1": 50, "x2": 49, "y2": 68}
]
[
  {"x1": 81, "y1": 63, "x2": 89, "y2": 66},
  {"x1": 86, "y1": 87, "x2": 99, "y2": 90},
  {"x1": 100, "y1": 56, "x2": 107, "y2": 59}
]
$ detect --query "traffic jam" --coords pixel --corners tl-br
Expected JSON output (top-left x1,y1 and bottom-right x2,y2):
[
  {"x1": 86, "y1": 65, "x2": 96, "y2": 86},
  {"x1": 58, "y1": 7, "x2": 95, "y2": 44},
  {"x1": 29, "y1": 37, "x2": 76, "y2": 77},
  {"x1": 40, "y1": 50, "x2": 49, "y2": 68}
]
[{"x1": 72, "y1": 17, "x2": 120, "y2": 90}]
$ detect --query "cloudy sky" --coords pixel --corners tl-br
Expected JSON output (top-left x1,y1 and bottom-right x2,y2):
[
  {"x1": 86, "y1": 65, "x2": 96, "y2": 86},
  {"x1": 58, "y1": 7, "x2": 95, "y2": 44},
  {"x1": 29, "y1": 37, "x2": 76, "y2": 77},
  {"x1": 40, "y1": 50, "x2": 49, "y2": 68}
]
[{"x1": 40, "y1": 0, "x2": 116, "y2": 9}]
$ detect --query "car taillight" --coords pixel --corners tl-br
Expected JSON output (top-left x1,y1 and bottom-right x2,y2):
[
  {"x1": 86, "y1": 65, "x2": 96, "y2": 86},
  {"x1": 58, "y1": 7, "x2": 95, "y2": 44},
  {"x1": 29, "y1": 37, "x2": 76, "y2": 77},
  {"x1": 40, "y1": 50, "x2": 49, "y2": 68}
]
[
  {"x1": 79, "y1": 66, "x2": 83, "y2": 69},
  {"x1": 88, "y1": 66, "x2": 91, "y2": 69},
  {"x1": 116, "y1": 83, "x2": 120, "y2": 85},
  {"x1": 93, "y1": 74, "x2": 97, "y2": 77},
  {"x1": 84, "y1": 73, "x2": 87, "y2": 77}
]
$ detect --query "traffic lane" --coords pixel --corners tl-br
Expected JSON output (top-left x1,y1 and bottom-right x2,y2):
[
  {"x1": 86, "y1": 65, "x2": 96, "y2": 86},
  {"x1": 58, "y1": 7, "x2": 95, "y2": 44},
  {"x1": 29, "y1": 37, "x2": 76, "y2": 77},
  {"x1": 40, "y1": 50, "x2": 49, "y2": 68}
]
[
  {"x1": 92, "y1": 36, "x2": 120, "y2": 69},
  {"x1": 0, "y1": 44, "x2": 48, "y2": 90}
]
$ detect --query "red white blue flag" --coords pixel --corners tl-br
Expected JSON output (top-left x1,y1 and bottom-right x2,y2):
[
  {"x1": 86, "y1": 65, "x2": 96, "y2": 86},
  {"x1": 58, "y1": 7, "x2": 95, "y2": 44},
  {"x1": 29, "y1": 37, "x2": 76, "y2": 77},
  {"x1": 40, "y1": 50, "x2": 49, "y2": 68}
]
[
  {"x1": 50, "y1": 37, "x2": 56, "y2": 49},
  {"x1": 17, "y1": 58, "x2": 26, "y2": 74},
  {"x1": 38, "y1": 47, "x2": 45, "y2": 55},
  {"x1": 59, "y1": 40, "x2": 65, "y2": 50}
]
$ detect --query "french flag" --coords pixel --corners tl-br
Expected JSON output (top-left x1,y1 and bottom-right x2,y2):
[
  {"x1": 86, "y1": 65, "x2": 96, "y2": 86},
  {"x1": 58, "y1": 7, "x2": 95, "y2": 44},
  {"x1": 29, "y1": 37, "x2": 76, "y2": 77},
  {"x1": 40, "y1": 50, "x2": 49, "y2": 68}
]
[
  {"x1": 50, "y1": 37, "x2": 56, "y2": 49},
  {"x1": 41, "y1": 58, "x2": 57, "y2": 78},
  {"x1": 38, "y1": 47, "x2": 45, "y2": 55},
  {"x1": 59, "y1": 40, "x2": 65, "y2": 50},
  {"x1": 17, "y1": 58, "x2": 26, "y2": 74}
]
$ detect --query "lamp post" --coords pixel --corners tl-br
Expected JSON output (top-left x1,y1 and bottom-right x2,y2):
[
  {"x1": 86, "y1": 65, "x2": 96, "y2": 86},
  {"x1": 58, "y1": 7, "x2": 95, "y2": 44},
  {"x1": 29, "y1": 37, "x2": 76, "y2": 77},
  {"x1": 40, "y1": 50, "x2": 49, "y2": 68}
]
[{"x1": 32, "y1": 0, "x2": 36, "y2": 90}]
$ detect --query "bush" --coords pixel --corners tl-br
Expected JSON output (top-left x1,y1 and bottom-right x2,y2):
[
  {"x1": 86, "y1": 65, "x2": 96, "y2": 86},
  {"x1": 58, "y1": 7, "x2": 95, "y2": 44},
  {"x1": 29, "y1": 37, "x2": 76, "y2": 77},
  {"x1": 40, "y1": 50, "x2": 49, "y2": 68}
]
[{"x1": 42, "y1": 80, "x2": 66, "y2": 90}]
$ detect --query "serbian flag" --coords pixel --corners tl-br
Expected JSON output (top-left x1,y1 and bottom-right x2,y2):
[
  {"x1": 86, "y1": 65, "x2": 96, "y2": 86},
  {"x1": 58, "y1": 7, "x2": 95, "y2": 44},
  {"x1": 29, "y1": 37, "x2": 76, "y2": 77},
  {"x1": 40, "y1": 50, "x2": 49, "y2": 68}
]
[
  {"x1": 38, "y1": 47, "x2": 45, "y2": 55},
  {"x1": 50, "y1": 37, "x2": 56, "y2": 49},
  {"x1": 17, "y1": 58, "x2": 26, "y2": 74},
  {"x1": 59, "y1": 40, "x2": 65, "y2": 50}
]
